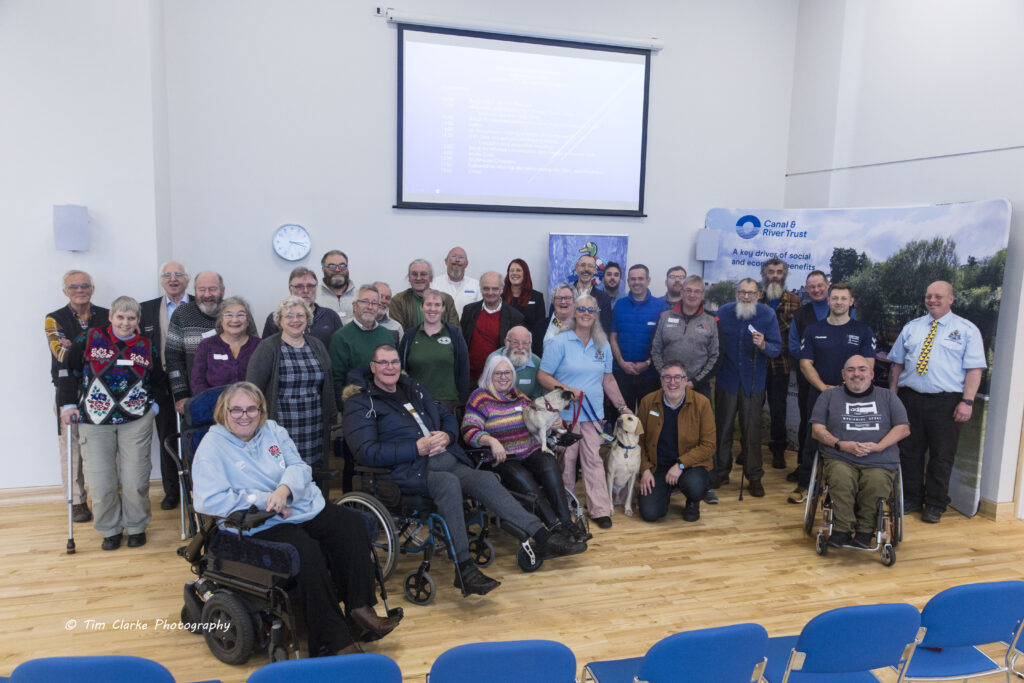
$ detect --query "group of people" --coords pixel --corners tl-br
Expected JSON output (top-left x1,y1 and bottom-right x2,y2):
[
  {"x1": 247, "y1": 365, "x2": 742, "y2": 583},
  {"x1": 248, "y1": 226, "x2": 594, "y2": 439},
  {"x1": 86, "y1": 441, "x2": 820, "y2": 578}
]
[{"x1": 45, "y1": 246, "x2": 985, "y2": 653}]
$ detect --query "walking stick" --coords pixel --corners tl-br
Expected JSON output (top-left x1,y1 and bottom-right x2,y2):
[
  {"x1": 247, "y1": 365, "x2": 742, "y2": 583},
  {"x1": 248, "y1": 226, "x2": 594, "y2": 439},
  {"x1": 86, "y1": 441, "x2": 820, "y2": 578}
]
[{"x1": 66, "y1": 415, "x2": 77, "y2": 555}]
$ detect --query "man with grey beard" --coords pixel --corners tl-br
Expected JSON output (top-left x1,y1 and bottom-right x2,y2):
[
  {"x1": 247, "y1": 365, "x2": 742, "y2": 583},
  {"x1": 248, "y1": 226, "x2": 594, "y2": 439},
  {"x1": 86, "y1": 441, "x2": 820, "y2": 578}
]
[
  {"x1": 317, "y1": 249, "x2": 356, "y2": 323},
  {"x1": 758, "y1": 258, "x2": 802, "y2": 469},
  {"x1": 712, "y1": 278, "x2": 782, "y2": 497},
  {"x1": 485, "y1": 326, "x2": 544, "y2": 398},
  {"x1": 166, "y1": 271, "x2": 225, "y2": 411}
]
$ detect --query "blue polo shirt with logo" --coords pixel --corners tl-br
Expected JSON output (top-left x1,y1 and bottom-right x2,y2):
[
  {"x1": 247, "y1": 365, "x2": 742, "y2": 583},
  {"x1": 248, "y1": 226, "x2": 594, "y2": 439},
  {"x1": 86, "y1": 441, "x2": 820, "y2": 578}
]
[
  {"x1": 799, "y1": 318, "x2": 876, "y2": 386},
  {"x1": 540, "y1": 330, "x2": 614, "y2": 421}
]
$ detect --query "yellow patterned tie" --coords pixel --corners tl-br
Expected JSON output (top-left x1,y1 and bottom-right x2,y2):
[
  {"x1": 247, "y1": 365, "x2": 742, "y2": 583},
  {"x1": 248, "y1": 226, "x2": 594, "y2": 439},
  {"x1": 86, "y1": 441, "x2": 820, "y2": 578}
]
[{"x1": 916, "y1": 320, "x2": 938, "y2": 375}]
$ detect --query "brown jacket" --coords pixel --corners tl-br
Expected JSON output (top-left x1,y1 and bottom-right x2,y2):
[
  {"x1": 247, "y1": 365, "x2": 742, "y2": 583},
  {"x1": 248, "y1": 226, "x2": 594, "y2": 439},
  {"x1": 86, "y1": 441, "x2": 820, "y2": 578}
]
[{"x1": 637, "y1": 389, "x2": 715, "y2": 474}]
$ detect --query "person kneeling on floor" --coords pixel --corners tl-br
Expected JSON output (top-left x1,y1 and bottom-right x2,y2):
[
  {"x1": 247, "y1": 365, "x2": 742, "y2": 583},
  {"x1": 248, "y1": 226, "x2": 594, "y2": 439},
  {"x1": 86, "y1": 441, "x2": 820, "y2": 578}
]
[
  {"x1": 810, "y1": 355, "x2": 910, "y2": 548},
  {"x1": 637, "y1": 361, "x2": 716, "y2": 523}
]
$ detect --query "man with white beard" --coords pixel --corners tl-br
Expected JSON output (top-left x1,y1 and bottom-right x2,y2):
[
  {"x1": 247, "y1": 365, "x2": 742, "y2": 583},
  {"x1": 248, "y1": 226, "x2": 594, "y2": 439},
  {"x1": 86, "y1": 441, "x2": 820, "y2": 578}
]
[
  {"x1": 485, "y1": 326, "x2": 544, "y2": 398},
  {"x1": 166, "y1": 271, "x2": 225, "y2": 412},
  {"x1": 712, "y1": 278, "x2": 782, "y2": 497},
  {"x1": 758, "y1": 258, "x2": 802, "y2": 470}
]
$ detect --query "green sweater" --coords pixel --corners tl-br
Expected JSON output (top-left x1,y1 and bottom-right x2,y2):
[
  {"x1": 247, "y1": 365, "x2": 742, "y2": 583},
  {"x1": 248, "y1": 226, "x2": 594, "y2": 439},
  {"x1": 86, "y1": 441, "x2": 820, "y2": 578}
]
[{"x1": 329, "y1": 322, "x2": 395, "y2": 403}]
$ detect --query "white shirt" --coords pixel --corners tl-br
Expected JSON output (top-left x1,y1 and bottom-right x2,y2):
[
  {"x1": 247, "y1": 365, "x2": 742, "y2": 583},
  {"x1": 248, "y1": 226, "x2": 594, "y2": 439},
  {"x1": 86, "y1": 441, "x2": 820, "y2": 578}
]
[{"x1": 432, "y1": 274, "x2": 481, "y2": 317}]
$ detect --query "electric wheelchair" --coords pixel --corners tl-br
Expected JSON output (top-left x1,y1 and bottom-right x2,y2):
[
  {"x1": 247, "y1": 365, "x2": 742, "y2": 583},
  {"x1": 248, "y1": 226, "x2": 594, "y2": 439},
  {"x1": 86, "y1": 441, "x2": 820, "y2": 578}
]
[
  {"x1": 166, "y1": 388, "x2": 400, "y2": 665},
  {"x1": 802, "y1": 451, "x2": 904, "y2": 566}
]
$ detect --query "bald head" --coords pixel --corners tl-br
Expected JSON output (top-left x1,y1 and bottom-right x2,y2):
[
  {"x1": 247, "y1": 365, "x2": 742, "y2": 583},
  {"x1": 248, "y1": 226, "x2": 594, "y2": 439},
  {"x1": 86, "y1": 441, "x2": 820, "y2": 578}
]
[
  {"x1": 504, "y1": 325, "x2": 533, "y2": 367},
  {"x1": 160, "y1": 261, "x2": 189, "y2": 301},
  {"x1": 841, "y1": 354, "x2": 874, "y2": 392},
  {"x1": 480, "y1": 271, "x2": 502, "y2": 307},
  {"x1": 925, "y1": 280, "x2": 954, "y2": 319},
  {"x1": 445, "y1": 246, "x2": 468, "y2": 281}
]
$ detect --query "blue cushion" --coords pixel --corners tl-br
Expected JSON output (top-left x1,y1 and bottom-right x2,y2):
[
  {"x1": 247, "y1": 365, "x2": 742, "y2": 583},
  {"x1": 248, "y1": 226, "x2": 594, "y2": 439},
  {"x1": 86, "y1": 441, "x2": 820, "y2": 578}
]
[{"x1": 904, "y1": 646, "x2": 1001, "y2": 678}]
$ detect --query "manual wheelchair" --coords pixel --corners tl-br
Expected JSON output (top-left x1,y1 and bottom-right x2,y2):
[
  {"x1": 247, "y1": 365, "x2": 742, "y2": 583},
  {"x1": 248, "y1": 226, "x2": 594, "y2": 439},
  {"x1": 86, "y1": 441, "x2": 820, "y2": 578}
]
[{"x1": 803, "y1": 451, "x2": 904, "y2": 566}]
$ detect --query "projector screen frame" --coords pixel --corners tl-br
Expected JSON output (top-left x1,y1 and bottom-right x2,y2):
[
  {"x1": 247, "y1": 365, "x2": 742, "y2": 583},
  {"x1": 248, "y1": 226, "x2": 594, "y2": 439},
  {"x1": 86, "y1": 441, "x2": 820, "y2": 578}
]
[{"x1": 395, "y1": 23, "x2": 651, "y2": 218}]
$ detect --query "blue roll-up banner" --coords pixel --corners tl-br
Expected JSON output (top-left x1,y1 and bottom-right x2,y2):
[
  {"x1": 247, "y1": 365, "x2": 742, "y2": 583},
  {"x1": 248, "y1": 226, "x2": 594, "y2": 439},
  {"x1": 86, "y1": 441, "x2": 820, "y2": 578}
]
[
  {"x1": 704, "y1": 200, "x2": 1011, "y2": 517},
  {"x1": 547, "y1": 233, "x2": 629, "y2": 298}
]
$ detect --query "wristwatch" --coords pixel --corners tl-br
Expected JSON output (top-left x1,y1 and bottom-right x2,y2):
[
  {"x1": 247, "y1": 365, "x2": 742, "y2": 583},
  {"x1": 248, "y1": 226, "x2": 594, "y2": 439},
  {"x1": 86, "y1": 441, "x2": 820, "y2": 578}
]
[
  {"x1": 960, "y1": 398, "x2": 974, "y2": 406},
  {"x1": 677, "y1": 463, "x2": 685, "y2": 471},
  {"x1": 834, "y1": 439, "x2": 841, "y2": 450}
]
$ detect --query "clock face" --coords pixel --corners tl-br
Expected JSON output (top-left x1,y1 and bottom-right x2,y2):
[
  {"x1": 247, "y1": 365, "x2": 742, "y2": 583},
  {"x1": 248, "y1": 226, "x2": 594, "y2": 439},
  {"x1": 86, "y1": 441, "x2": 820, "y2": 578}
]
[{"x1": 273, "y1": 224, "x2": 311, "y2": 261}]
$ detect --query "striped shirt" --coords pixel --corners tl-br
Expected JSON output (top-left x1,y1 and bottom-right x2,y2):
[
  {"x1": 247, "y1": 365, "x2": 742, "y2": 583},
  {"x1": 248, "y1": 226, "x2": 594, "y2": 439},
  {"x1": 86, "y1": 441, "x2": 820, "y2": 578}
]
[{"x1": 461, "y1": 388, "x2": 540, "y2": 460}]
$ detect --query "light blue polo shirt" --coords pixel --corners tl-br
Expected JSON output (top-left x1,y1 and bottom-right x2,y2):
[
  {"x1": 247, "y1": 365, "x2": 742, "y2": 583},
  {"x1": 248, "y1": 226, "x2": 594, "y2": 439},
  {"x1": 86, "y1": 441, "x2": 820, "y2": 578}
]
[
  {"x1": 889, "y1": 311, "x2": 986, "y2": 393},
  {"x1": 539, "y1": 330, "x2": 613, "y2": 420}
]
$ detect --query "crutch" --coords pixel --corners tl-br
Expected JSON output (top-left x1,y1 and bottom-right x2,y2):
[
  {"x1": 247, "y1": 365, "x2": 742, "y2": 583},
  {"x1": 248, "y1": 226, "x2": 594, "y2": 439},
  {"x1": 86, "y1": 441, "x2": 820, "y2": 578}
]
[
  {"x1": 66, "y1": 414, "x2": 77, "y2": 555},
  {"x1": 177, "y1": 412, "x2": 187, "y2": 540}
]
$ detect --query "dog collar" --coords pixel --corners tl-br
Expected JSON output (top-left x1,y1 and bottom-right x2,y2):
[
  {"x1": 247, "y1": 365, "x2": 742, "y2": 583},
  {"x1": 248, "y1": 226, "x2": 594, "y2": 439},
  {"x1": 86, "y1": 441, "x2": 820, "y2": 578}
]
[
  {"x1": 614, "y1": 438, "x2": 637, "y2": 451},
  {"x1": 541, "y1": 398, "x2": 562, "y2": 413}
]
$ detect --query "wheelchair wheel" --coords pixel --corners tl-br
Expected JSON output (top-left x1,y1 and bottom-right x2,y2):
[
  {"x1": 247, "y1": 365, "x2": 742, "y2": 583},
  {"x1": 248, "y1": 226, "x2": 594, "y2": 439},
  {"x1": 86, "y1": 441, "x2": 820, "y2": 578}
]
[
  {"x1": 804, "y1": 455, "x2": 822, "y2": 536},
  {"x1": 893, "y1": 467, "x2": 904, "y2": 545},
  {"x1": 337, "y1": 491, "x2": 398, "y2": 581},
  {"x1": 468, "y1": 537, "x2": 494, "y2": 567},
  {"x1": 517, "y1": 543, "x2": 543, "y2": 573},
  {"x1": 180, "y1": 605, "x2": 201, "y2": 635},
  {"x1": 201, "y1": 591, "x2": 256, "y2": 665},
  {"x1": 403, "y1": 570, "x2": 436, "y2": 605},
  {"x1": 815, "y1": 533, "x2": 828, "y2": 557},
  {"x1": 881, "y1": 543, "x2": 896, "y2": 567}
]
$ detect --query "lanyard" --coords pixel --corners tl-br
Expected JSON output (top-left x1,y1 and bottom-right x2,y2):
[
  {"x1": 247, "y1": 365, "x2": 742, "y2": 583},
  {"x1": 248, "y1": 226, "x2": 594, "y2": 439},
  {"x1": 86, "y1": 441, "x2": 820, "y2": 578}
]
[{"x1": 403, "y1": 403, "x2": 432, "y2": 438}]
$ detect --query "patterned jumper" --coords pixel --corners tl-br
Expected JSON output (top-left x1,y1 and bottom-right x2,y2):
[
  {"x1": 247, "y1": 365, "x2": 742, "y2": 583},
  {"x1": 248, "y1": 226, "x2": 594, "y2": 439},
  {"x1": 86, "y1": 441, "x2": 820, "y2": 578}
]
[
  {"x1": 165, "y1": 301, "x2": 217, "y2": 401},
  {"x1": 461, "y1": 388, "x2": 541, "y2": 460}
]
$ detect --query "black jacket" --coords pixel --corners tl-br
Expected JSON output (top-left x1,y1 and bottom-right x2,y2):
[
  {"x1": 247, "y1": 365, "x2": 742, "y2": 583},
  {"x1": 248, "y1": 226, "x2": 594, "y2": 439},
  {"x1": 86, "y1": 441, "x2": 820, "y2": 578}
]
[{"x1": 460, "y1": 301, "x2": 525, "y2": 351}]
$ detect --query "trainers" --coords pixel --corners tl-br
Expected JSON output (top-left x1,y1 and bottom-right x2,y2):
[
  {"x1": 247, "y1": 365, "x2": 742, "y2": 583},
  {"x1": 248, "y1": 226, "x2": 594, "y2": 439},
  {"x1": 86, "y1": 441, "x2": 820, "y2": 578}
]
[
  {"x1": 921, "y1": 505, "x2": 943, "y2": 523},
  {"x1": 787, "y1": 487, "x2": 807, "y2": 504},
  {"x1": 594, "y1": 516, "x2": 612, "y2": 529},
  {"x1": 851, "y1": 532, "x2": 874, "y2": 549},
  {"x1": 747, "y1": 479, "x2": 765, "y2": 497},
  {"x1": 101, "y1": 533, "x2": 122, "y2": 551},
  {"x1": 682, "y1": 501, "x2": 700, "y2": 522},
  {"x1": 771, "y1": 453, "x2": 787, "y2": 469},
  {"x1": 456, "y1": 565, "x2": 500, "y2": 596},
  {"x1": 827, "y1": 530, "x2": 852, "y2": 548},
  {"x1": 72, "y1": 503, "x2": 92, "y2": 523},
  {"x1": 702, "y1": 489, "x2": 719, "y2": 505},
  {"x1": 538, "y1": 531, "x2": 586, "y2": 559}
]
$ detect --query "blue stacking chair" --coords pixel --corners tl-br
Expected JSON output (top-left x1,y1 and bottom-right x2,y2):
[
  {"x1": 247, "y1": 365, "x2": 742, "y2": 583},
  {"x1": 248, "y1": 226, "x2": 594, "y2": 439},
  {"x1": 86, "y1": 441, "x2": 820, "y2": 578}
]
[
  {"x1": 2, "y1": 656, "x2": 219, "y2": 683},
  {"x1": 246, "y1": 653, "x2": 402, "y2": 682},
  {"x1": 899, "y1": 580, "x2": 1024, "y2": 682},
  {"x1": 763, "y1": 603, "x2": 923, "y2": 682},
  {"x1": 583, "y1": 623, "x2": 768, "y2": 682},
  {"x1": 427, "y1": 640, "x2": 576, "y2": 683}
]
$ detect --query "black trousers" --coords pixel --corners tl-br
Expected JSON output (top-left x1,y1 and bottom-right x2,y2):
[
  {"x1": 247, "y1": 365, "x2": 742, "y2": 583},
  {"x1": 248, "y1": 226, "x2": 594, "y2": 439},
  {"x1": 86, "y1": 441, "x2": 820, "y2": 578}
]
[
  {"x1": 494, "y1": 450, "x2": 572, "y2": 528},
  {"x1": 639, "y1": 466, "x2": 710, "y2": 522},
  {"x1": 612, "y1": 367, "x2": 660, "y2": 413},
  {"x1": 154, "y1": 389, "x2": 179, "y2": 498},
  {"x1": 795, "y1": 374, "x2": 811, "y2": 465},
  {"x1": 796, "y1": 386, "x2": 822, "y2": 489},
  {"x1": 898, "y1": 389, "x2": 963, "y2": 511},
  {"x1": 254, "y1": 504, "x2": 376, "y2": 656},
  {"x1": 765, "y1": 367, "x2": 790, "y2": 457},
  {"x1": 714, "y1": 386, "x2": 765, "y2": 483}
]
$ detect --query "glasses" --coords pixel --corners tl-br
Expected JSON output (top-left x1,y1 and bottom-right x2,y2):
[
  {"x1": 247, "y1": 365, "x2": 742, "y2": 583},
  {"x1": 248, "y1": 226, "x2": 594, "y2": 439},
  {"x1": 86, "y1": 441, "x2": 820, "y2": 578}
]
[
  {"x1": 493, "y1": 370, "x2": 514, "y2": 378},
  {"x1": 356, "y1": 299, "x2": 381, "y2": 308},
  {"x1": 553, "y1": 296, "x2": 573, "y2": 303},
  {"x1": 372, "y1": 359, "x2": 401, "y2": 367},
  {"x1": 661, "y1": 374, "x2": 687, "y2": 383},
  {"x1": 222, "y1": 312, "x2": 247, "y2": 319},
  {"x1": 228, "y1": 406, "x2": 261, "y2": 418},
  {"x1": 290, "y1": 283, "x2": 316, "y2": 291},
  {"x1": 737, "y1": 289, "x2": 759, "y2": 297},
  {"x1": 161, "y1": 272, "x2": 187, "y2": 279},
  {"x1": 283, "y1": 313, "x2": 307, "y2": 321},
  {"x1": 682, "y1": 288, "x2": 703, "y2": 295},
  {"x1": 576, "y1": 306, "x2": 597, "y2": 314},
  {"x1": 66, "y1": 284, "x2": 93, "y2": 291},
  {"x1": 323, "y1": 263, "x2": 348, "y2": 271}
]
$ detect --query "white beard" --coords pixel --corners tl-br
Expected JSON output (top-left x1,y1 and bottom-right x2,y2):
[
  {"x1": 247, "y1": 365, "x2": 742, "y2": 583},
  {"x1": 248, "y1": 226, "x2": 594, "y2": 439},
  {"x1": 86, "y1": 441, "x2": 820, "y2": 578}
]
[
  {"x1": 198, "y1": 299, "x2": 220, "y2": 316},
  {"x1": 735, "y1": 301, "x2": 757, "y2": 320},
  {"x1": 506, "y1": 348, "x2": 531, "y2": 368},
  {"x1": 764, "y1": 282, "x2": 785, "y2": 300}
]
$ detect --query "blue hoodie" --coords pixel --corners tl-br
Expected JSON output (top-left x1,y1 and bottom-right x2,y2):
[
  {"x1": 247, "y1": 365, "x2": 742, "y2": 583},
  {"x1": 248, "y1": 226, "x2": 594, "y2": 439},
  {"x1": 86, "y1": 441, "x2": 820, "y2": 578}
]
[{"x1": 192, "y1": 420, "x2": 323, "y2": 534}]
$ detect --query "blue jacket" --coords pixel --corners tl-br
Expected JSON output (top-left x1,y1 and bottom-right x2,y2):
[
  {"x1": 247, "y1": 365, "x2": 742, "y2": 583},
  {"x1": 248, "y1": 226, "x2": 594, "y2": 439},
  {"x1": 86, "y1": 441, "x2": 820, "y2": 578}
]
[
  {"x1": 342, "y1": 367, "x2": 471, "y2": 495},
  {"x1": 716, "y1": 302, "x2": 782, "y2": 394}
]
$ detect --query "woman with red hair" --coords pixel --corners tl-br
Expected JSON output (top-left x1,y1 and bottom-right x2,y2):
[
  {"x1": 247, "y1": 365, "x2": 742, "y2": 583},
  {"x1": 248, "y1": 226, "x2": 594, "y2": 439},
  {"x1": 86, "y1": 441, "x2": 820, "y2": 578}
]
[{"x1": 501, "y1": 258, "x2": 547, "y2": 355}]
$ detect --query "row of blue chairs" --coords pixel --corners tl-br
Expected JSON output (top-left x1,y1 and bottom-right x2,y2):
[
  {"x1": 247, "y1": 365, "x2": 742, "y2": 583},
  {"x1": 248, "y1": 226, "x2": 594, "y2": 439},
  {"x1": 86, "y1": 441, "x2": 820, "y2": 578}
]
[{"x1": 5, "y1": 580, "x2": 1022, "y2": 682}]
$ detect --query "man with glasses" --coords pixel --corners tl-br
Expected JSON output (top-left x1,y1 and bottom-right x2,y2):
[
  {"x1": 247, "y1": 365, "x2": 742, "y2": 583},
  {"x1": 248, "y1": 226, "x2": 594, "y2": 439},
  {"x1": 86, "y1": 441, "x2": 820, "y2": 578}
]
[
  {"x1": 486, "y1": 326, "x2": 544, "y2": 398},
  {"x1": 45, "y1": 270, "x2": 109, "y2": 523},
  {"x1": 262, "y1": 267, "x2": 341, "y2": 346},
  {"x1": 166, "y1": 271, "x2": 225, "y2": 412},
  {"x1": 372, "y1": 281, "x2": 402, "y2": 344},
  {"x1": 461, "y1": 271, "x2": 524, "y2": 383},
  {"x1": 660, "y1": 266, "x2": 688, "y2": 307},
  {"x1": 637, "y1": 362, "x2": 715, "y2": 523},
  {"x1": 758, "y1": 258, "x2": 803, "y2": 470},
  {"x1": 140, "y1": 262, "x2": 190, "y2": 510},
  {"x1": 329, "y1": 284, "x2": 395, "y2": 404},
  {"x1": 316, "y1": 249, "x2": 355, "y2": 323},
  {"x1": 432, "y1": 246, "x2": 481, "y2": 317},
  {"x1": 389, "y1": 259, "x2": 459, "y2": 330},
  {"x1": 609, "y1": 264, "x2": 667, "y2": 411},
  {"x1": 713, "y1": 278, "x2": 782, "y2": 497},
  {"x1": 569, "y1": 254, "x2": 612, "y2": 331},
  {"x1": 651, "y1": 275, "x2": 719, "y2": 401}
]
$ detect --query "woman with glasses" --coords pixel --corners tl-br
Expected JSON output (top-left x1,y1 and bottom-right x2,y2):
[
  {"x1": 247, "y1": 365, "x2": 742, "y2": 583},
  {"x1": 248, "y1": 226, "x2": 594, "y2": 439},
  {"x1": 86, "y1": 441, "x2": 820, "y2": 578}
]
[
  {"x1": 397, "y1": 288, "x2": 469, "y2": 414},
  {"x1": 190, "y1": 296, "x2": 261, "y2": 394},
  {"x1": 462, "y1": 355, "x2": 588, "y2": 544},
  {"x1": 263, "y1": 267, "x2": 342, "y2": 347},
  {"x1": 537, "y1": 294, "x2": 631, "y2": 530},
  {"x1": 247, "y1": 296, "x2": 336, "y2": 470},
  {"x1": 192, "y1": 382, "x2": 401, "y2": 656},
  {"x1": 540, "y1": 283, "x2": 577, "y2": 355}
]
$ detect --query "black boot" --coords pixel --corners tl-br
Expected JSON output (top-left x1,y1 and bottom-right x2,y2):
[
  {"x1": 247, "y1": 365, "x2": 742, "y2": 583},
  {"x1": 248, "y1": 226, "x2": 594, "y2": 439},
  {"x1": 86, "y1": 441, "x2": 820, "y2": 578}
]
[
  {"x1": 455, "y1": 561, "x2": 500, "y2": 596},
  {"x1": 535, "y1": 528, "x2": 586, "y2": 559}
]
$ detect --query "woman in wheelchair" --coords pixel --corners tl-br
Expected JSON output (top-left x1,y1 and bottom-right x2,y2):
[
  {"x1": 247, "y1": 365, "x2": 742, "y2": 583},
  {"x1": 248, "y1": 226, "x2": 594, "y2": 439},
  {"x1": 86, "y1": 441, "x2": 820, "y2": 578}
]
[
  {"x1": 462, "y1": 355, "x2": 588, "y2": 544},
  {"x1": 192, "y1": 382, "x2": 401, "y2": 657}
]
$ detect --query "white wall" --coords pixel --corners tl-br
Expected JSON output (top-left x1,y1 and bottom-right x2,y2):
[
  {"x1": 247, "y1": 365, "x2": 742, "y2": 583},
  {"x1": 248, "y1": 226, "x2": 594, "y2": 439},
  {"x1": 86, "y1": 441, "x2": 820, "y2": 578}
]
[
  {"x1": 2, "y1": 0, "x2": 800, "y2": 489},
  {"x1": 785, "y1": 0, "x2": 1024, "y2": 514},
  {"x1": 0, "y1": 1, "x2": 165, "y2": 489}
]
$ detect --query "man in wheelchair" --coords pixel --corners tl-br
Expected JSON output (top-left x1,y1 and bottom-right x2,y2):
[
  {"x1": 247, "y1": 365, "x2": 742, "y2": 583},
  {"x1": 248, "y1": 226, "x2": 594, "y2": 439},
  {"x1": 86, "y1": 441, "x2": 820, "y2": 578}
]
[
  {"x1": 809, "y1": 355, "x2": 910, "y2": 549},
  {"x1": 342, "y1": 345, "x2": 585, "y2": 597}
]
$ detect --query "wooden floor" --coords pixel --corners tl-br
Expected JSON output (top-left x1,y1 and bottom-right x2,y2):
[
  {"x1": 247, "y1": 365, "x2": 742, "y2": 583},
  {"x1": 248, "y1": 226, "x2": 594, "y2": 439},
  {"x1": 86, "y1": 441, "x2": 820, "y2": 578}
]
[{"x1": 2, "y1": 455, "x2": 1022, "y2": 682}]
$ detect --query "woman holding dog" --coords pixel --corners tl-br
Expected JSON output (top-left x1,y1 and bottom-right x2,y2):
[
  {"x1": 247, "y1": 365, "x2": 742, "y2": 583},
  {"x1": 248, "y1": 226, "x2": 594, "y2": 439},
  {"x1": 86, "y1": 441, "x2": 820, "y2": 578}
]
[
  {"x1": 192, "y1": 382, "x2": 401, "y2": 657},
  {"x1": 537, "y1": 294, "x2": 631, "y2": 530},
  {"x1": 462, "y1": 355, "x2": 587, "y2": 544}
]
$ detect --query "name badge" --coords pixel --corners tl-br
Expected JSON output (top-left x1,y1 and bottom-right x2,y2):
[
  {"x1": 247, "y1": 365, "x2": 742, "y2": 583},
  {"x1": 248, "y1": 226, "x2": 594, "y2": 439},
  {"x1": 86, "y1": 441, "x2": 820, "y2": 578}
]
[
  {"x1": 201, "y1": 329, "x2": 217, "y2": 339},
  {"x1": 667, "y1": 319, "x2": 679, "y2": 325},
  {"x1": 647, "y1": 321, "x2": 656, "y2": 326},
  {"x1": 464, "y1": 290, "x2": 476, "y2": 294},
  {"x1": 58, "y1": 369, "x2": 69, "y2": 377},
  {"x1": 340, "y1": 311, "x2": 348, "y2": 317},
  {"x1": 649, "y1": 410, "x2": 660, "y2": 417},
  {"x1": 527, "y1": 300, "x2": 536, "y2": 305},
  {"x1": 514, "y1": 406, "x2": 523, "y2": 412},
  {"x1": 213, "y1": 353, "x2": 229, "y2": 360},
  {"x1": 116, "y1": 359, "x2": 133, "y2": 366},
  {"x1": 438, "y1": 337, "x2": 452, "y2": 345},
  {"x1": 518, "y1": 378, "x2": 531, "y2": 385}
]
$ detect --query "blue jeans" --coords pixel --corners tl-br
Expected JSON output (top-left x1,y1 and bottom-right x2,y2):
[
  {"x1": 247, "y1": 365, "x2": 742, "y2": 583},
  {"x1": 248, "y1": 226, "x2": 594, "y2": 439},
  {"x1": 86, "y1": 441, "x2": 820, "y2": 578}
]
[{"x1": 638, "y1": 466, "x2": 710, "y2": 522}]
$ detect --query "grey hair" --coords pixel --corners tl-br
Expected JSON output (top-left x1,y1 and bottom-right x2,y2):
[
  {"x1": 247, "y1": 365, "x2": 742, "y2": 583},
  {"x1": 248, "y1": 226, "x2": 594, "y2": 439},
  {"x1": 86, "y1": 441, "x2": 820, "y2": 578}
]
[
  {"x1": 550, "y1": 281, "x2": 574, "y2": 301},
  {"x1": 288, "y1": 266, "x2": 318, "y2": 283},
  {"x1": 478, "y1": 353, "x2": 517, "y2": 394},
  {"x1": 109, "y1": 295, "x2": 140, "y2": 318},
  {"x1": 62, "y1": 269, "x2": 93, "y2": 289},
  {"x1": 560, "y1": 294, "x2": 608, "y2": 349},
  {"x1": 214, "y1": 296, "x2": 258, "y2": 336},
  {"x1": 158, "y1": 262, "x2": 190, "y2": 288},
  {"x1": 193, "y1": 271, "x2": 224, "y2": 291},
  {"x1": 408, "y1": 258, "x2": 434, "y2": 280},
  {"x1": 357, "y1": 283, "x2": 381, "y2": 299},
  {"x1": 272, "y1": 295, "x2": 313, "y2": 331},
  {"x1": 683, "y1": 274, "x2": 705, "y2": 289}
]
